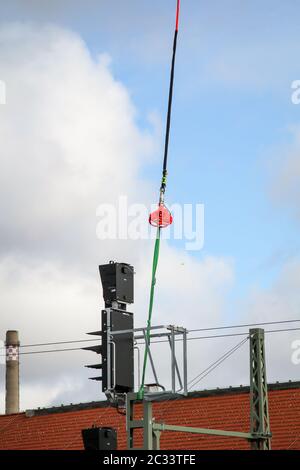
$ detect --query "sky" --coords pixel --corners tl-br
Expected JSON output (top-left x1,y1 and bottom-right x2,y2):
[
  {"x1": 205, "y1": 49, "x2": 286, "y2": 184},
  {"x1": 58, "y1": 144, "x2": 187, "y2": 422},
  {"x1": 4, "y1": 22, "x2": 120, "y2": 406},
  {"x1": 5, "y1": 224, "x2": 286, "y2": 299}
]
[{"x1": 1, "y1": 0, "x2": 300, "y2": 412}]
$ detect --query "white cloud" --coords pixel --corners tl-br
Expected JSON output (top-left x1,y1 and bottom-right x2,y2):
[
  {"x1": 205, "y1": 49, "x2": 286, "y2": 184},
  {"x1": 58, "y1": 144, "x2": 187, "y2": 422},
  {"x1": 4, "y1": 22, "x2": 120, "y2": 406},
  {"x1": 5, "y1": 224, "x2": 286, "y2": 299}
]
[
  {"x1": 0, "y1": 23, "x2": 234, "y2": 412},
  {"x1": 0, "y1": 23, "x2": 158, "y2": 266},
  {"x1": 0, "y1": 21, "x2": 299, "y2": 415},
  {"x1": 237, "y1": 258, "x2": 300, "y2": 384}
]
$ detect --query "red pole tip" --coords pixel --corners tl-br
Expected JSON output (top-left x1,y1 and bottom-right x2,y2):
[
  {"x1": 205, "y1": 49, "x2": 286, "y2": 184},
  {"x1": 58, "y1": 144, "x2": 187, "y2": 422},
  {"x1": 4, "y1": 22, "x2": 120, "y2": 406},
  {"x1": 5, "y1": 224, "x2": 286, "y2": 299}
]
[{"x1": 175, "y1": 0, "x2": 180, "y2": 31}]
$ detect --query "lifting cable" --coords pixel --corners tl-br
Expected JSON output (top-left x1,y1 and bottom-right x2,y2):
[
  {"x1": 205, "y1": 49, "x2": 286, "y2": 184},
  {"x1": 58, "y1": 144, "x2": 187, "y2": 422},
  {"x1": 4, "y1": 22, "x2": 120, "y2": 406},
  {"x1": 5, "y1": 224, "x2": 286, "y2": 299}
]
[{"x1": 138, "y1": 0, "x2": 181, "y2": 399}]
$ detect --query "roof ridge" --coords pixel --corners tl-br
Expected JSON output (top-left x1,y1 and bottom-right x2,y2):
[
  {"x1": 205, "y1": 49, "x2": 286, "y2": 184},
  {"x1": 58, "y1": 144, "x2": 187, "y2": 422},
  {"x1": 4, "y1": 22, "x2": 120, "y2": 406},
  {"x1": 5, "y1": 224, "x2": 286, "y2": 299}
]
[{"x1": 7, "y1": 380, "x2": 298, "y2": 417}]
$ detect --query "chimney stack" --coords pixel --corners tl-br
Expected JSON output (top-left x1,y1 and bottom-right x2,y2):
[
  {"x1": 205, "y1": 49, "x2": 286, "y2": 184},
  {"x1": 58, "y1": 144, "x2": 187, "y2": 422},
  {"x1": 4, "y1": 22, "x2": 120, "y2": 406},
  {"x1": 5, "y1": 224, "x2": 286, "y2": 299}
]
[{"x1": 5, "y1": 330, "x2": 20, "y2": 414}]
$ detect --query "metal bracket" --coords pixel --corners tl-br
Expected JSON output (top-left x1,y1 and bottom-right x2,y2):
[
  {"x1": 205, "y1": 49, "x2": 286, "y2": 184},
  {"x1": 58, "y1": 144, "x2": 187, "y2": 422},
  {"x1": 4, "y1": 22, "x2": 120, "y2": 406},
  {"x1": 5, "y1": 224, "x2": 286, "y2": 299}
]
[
  {"x1": 125, "y1": 327, "x2": 272, "y2": 450},
  {"x1": 112, "y1": 324, "x2": 188, "y2": 397}
]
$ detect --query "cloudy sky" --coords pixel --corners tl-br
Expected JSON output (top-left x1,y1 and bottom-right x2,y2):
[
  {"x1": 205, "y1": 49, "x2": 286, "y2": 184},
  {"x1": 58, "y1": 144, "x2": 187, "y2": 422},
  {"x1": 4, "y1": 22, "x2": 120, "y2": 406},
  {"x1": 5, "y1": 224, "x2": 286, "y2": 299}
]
[{"x1": 1, "y1": 0, "x2": 300, "y2": 413}]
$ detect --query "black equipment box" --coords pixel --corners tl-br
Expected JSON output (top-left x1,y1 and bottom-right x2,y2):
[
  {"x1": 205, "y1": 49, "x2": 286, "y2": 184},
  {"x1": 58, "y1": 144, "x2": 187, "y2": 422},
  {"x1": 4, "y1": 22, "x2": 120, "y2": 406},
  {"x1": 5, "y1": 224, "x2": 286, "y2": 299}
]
[
  {"x1": 81, "y1": 426, "x2": 117, "y2": 450},
  {"x1": 99, "y1": 261, "x2": 134, "y2": 305},
  {"x1": 101, "y1": 308, "x2": 134, "y2": 393}
]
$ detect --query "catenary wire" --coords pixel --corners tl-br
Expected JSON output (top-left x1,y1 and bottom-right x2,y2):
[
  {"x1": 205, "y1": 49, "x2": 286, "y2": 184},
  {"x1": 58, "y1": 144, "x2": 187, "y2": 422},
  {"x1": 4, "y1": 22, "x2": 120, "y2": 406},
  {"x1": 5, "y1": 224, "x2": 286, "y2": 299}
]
[
  {"x1": 135, "y1": 326, "x2": 300, "y2": 346},
  {"x1": 160, "y1": 337, "x2": 249, "y2": 419},
  {"x1": 1, "y1": 326, "x2": 300, "y2": 357},
  {"x1": 189, "y1": 318, "x2": 300, "y2": 333},
  {"x1": 1, "y1": 318, "x2": 298, "y2": 350},
  {"x1": 187, "y1": 337, "x2": 249, "y2": 390}
]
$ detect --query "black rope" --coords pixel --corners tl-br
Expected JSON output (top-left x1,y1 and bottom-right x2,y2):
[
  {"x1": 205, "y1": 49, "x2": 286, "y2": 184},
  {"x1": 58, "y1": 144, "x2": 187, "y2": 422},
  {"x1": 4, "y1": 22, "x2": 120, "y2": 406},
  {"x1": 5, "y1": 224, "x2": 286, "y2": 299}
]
[{"x1": 161, "y1": 28, "x2": 178, "y2": 192}]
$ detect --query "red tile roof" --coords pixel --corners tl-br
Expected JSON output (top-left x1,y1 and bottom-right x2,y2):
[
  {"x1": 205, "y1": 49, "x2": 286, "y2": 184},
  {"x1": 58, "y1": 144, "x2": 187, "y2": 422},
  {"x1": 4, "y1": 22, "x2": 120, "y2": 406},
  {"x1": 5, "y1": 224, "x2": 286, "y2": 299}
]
[{"x1": 0, "y1": 382, "x2": 299, "y2": 450}]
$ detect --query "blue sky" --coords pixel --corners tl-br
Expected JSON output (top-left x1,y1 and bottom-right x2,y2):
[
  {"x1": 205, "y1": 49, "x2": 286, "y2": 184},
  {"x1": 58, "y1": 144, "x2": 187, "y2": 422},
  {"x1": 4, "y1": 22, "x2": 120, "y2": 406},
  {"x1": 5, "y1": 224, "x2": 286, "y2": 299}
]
[
  {"x1": 1, "y1": 1, "x2": 300, "y2": 408},
  {"x1": 3, "y1": 0, "x2": 297, "y2": 298},
  {"x1": 1, "y1": 4, "x2": 299, "y2": 286}
]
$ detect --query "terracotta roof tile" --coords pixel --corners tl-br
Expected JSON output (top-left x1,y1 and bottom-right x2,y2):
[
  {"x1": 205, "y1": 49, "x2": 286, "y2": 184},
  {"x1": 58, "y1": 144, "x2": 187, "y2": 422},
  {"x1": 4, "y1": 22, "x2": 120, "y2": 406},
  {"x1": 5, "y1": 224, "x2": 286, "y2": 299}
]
[{"x1": 0, "y1": 383, "x2": 299, "y2": 449}]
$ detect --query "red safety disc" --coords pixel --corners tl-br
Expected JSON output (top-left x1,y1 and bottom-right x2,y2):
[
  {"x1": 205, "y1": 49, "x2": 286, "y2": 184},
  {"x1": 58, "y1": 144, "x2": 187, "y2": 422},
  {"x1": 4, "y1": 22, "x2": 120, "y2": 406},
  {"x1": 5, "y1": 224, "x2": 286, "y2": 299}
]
[{"x1": 149, "y1": 204, "x2": 173, "y2": 228}]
